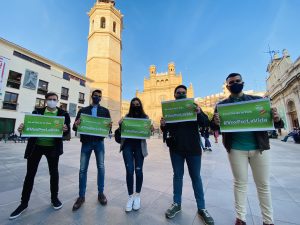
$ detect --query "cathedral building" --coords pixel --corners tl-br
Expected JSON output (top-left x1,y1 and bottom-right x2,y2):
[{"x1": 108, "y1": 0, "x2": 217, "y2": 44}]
[{"x1": 130, "y1": 62, "x2": 194, "y2": 126}]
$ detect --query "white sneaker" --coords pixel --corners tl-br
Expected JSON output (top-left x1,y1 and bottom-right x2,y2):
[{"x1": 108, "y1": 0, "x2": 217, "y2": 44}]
[
  {"x1": 133, "y1": 195, "x2": 141, "y2": 211},
  {"x1": 125, "y1": 196, "x2": 134, "y2": 212}
]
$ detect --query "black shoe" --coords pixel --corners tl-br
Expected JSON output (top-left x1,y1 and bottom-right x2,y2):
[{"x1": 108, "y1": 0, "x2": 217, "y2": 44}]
[
  {"x1": 52, "y1": 198, "x2": 63, "y2": 210},
  {"x1": 72, "y1": 197, "x2": 85, "y2": 211},
  {"x1": 9, "y1": 203, "x2": 28, "y2": 220},
  {"x1": 98, "y1": 193, "x2": 107, "y2": 205}
]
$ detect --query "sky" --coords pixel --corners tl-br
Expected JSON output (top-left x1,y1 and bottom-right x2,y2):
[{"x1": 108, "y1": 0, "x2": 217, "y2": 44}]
[{"x1": 1, "y1": 0, "x2": 299, "y2": 100}]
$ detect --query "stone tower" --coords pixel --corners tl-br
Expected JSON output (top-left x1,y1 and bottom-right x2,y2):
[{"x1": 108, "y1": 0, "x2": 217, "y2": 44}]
[{"x1": 86, "y1": 0, "x2": 123, "y2": 124}]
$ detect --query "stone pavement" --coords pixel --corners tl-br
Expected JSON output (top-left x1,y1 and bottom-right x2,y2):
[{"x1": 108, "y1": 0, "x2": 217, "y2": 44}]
[{"x1": 0, "y1": 136, "x2": 299, "y2": 225}]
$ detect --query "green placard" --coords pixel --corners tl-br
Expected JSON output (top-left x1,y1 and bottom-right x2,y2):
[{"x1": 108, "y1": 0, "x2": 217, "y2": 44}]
[
  {"x1": 217, "y1": 98, "x2": 275, "y2": 132},
  {"x1": 22, "y1": 114, "x2": 65, "y2": 137},
  {"x1": 162, "y1": 98, "x2": 197, "y2": 123},
  {"x1": 121, "y1": 118, "x2": 151, "y2": 139},
  {"x1": 78, "y1": 114, "x2": 111, "y2": 137}
]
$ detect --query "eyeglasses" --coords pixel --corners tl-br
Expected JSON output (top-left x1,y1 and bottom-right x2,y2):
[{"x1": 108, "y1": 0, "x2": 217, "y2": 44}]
[
  {"x1": 176, "y1": 92, "x2": 186, "y2": 95},
  {"x1": 47, "y1": 99, "x2": 57, "y2": 101},
  {"x1": 132, "y1": 104, "x2": 141, "y2": 107},
  {"x1": 228, "y1": 79, "x2": 242, "y2": 85}
]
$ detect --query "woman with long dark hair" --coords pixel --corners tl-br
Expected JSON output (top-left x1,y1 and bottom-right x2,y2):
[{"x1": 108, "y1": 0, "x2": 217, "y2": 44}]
[{"x1": 118, "y1": 97, "x2": 152, "y2": 212}]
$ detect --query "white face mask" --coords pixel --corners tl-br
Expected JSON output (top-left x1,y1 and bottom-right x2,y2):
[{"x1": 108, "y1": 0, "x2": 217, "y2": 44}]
[{"x1": 46, "y1": 100, "x2": 58, "y2": 109}]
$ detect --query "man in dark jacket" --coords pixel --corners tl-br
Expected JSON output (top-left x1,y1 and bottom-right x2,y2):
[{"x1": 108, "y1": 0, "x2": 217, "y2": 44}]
[
  {"x1": 211, "y1": 73, "x2": 283, "y2": 225},
  {"x1": 72, "y1": 89, "x2": 111, "y2": 211},
  {"x1": 9, "y1": 92, "x2": 70, "y2": 220},
  {"x1": 160, "y1": 85, "x2": 214, "y2": 225}
]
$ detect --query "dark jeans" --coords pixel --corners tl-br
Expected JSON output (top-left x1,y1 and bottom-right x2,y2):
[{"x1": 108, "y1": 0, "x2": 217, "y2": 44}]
[
  {"x1": 122, "y1": 141, "x2": 144, "y2": 195},
  {"x1": 21, "y1": 145, "x2": 59, "y2": 204},
  {"x1": 79, "y1": 140, "x2": 105, "y2": 197},
  {"x1": 170, "y1": 151, "x2": 205, "y2": 209},
  {"x1": 204, "y1": 137, "x2": 211, "y2": 148}
]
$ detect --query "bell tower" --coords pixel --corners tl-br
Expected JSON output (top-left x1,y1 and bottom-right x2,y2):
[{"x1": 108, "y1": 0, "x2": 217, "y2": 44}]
[{"x1": 86, "y1": 0, "x2": 123, "y2": 124}]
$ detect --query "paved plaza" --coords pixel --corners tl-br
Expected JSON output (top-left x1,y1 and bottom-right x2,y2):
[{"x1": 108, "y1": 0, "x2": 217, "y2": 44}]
[{"x1": 0, "y1": 136, "x2": 299, "y2": 225}]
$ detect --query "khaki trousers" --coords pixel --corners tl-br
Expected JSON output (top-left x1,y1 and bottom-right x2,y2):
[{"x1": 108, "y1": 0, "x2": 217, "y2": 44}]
[{"x1": 228, "y1": 150, "x2": 274, "y2": 224}]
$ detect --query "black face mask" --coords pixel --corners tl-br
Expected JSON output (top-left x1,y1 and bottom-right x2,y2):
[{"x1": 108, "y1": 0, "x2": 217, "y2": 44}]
[
  {"x1": 229, "y1": 83, "x2": 244, "y2": 94},
  {"x1": 92, "y1": 96, "x2": 100, "y2": 104},
  {"x1": 134, "y1": 106, "x2": 141, "y2": 113},
  {"x1": 175, "y1": 93, "x2": 187, "y2": 100}
]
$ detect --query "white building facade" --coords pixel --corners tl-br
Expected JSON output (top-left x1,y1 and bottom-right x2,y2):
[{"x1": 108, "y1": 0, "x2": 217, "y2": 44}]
[
  {"x1": 266, "y1": 50, "x2": 300, "y2": 132},
  {"x1": 0, "y1": 38, "x2": 91, "y2": 137}
]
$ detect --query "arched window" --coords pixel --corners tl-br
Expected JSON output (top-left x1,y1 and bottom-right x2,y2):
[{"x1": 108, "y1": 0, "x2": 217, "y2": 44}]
[
  {"x1": 113, "y1": 21, "x2": 117, "y2": 33},
  {"x1": 101, "y1": 17, "x2": 106, "y2": 28},
  {"x1": 165, "y1": 79, "x2": 168, "y2": 82},
  {"x1": 156, "y1": 80, "x2": 159, "y2": 85}
]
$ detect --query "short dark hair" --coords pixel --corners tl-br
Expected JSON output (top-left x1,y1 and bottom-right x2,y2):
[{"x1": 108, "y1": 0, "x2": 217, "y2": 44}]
[
  {"x1": 174, "y1": 85, "x2": 187, "y2": 94},
  {"x1": 226, "y1": 73, "x2": 242, "y2": 81},
  {"x1": 92, "y1": 89, "x2": 102, "y2": 96},
  {"x1": 45, "y1": 92, "x2": 58, "y2": 99}
]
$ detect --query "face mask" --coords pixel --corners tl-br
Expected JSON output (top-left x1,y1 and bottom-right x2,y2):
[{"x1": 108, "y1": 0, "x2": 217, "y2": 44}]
[
  {"x1": 46, "y1": 100, "x2": 57, "y2": 109},
  {"x1": 92, "y1": 96, "x2": 100, "y2": 104},
  {"x1": 134, "y1": 106, "x2": 141, "y2": 113},
  {"x1": 229, "y1": 83, "x2": 244, "y2": 94},
  {"x1": 176, "y1": 93, "x2": 186, "y2": 100}
]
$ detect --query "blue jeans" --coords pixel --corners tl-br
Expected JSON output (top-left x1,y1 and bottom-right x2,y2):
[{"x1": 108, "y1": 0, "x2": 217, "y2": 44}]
[
  {"x1": 170, "y1": 151, "x2": 205, "y2": 209},
  {"x1": 122, "y1": 141, "x2": 144, "y2": 195},
  {"x1": 79, "y1": 140, "x2": 105, "y2": 197}
]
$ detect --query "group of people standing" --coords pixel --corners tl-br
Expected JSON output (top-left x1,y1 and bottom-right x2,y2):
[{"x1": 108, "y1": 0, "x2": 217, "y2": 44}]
[{"x1": 9, "y1": 73, "x2": 283, "y2": 225}]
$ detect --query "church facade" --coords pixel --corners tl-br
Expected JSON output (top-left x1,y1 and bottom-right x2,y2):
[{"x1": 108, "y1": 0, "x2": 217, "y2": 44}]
[{"x1": 132, "y1": 62, "x2": 194, "y2": 127}]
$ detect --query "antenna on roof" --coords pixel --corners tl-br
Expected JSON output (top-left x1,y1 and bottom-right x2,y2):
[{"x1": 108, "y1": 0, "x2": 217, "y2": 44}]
[{"x1": 264, "y1": 44, "x2": 279, "y2": 62}]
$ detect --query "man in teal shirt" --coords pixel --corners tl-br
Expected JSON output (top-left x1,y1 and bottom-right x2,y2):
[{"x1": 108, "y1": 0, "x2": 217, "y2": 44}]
[{"x1": 212, "y1": 73, "x2": 283, "y2": 225}]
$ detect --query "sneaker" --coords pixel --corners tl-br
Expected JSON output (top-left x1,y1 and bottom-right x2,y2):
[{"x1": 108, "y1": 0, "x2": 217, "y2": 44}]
[
  {"x1": 9, "y1": 203, "x2": 28, "y2": 220},
  {"x1": 72, "y1": 197, "x2": 85, "y2": 211},
  {"x1": 263, "y1": 223, "x2": 274, "y2": 225},
  {"x1": 198, "y1": 209, "x2": 214, "y2": 225},
  {"x1": 125, "y1": 196, "x2": 134, "y2": 212},
  {"x1": 165, "y1": 203, "x2": 181, "y2": 219},
  {"x1": 133, "y1": 195, "x2": 141, "y2": 211},
  {"x1": 235, "y1": 218, "x2": 246, "y2": 225},
  {"x1": 208, "y1": 148, "x2": 212, "y2": 151},
  {"x1": 52, "y1": 198, "x2": 63, "y2": 210}
]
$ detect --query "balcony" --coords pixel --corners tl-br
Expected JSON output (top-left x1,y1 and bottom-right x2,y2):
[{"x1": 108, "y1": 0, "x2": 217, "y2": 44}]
[
  {"x1": 78, "y1": 98, "x2": 85, "y2": 104},
  {"x1": 37, "y1": 88, "x2": 48, "y2": 95},
  {"x1": 2, "y1": 101, "x2": 18, "y2": 110},
  {"x1": 61, "y1": 94, "x2": 69, "y2": 101},
  {"x1": 6, "y1": 79, "x2": 21, "y2": 89}
]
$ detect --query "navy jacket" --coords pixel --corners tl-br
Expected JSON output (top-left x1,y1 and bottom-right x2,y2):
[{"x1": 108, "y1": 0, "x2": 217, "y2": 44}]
[{"x1": 73, "y1": 105, "x2": 111, "y2": 143}]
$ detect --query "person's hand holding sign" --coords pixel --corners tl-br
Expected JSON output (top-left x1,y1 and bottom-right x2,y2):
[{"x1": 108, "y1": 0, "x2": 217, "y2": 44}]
[
  {"x1": 18, "y1": 123, "x2": 24, "y2": 133},
  {"x1": 213, "y1": 113, "x2": 221, "y2": 126},
  {"x1": 271, "y1": 107, "x2": 280, "y2": 123},
  {"x1": 63, "y1": 124, "x2": 68, "y2": 132},
  {"x1": 160, "y1": 117, "x2": 166, "y2": 127},
  {"x1": 74, "y1": 119, "x2": 81, "y2": 127}
]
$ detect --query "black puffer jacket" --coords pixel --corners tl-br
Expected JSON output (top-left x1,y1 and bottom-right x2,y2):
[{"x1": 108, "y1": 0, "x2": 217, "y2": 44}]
[
  {"x1": 24, "y1": 107, "x2": 71, "y2": 159},
  {"x1": 211, "y1": 94, "x2": 284, "y2": 152}
]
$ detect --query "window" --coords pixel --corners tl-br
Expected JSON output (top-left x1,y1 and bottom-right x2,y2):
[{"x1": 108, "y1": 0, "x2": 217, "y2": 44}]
[
  {"x1": 113, "y1": 21, "x2": 117, "y2": 32},
  {"x1": 61, "y1": 87, "x2": 69, "y2": 100},
  {"x1": 6, "y1": 70, "x2": 22, "y2": 89},
  {"x1": 35, "y1": 98, "x2": 45, "y2": 108},
  {"x1": 37, "y1": 80, "x2": 48, "y2": 95},
  {"x1": 60, "y1": 103, "x2": 67, "y2": 111},
  {"x1": 80, "y1": 80, "x2": 86, "y2": 87},
  {"x1": 101, "y1": 17, "x2": 106, "y2": 28},
  {"x1": 79, "y1": 92, "x2": 85, "y2": 104},
  {"x1": 63, "y1": 72, "x2": 70, "y2": 81},
  {"x1": 13, "y1": 51, "x2": 51, "y2": 70},
  {"x1": 3, "y1": 92, "x2": 18, "y2": 110},
  {"x1": 0, "y1": 118, "x2": 15, "y2": 135}
]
